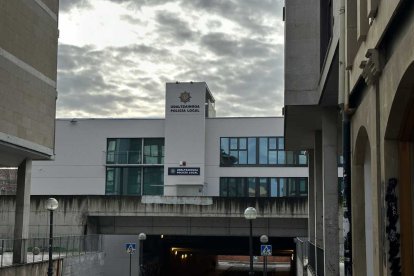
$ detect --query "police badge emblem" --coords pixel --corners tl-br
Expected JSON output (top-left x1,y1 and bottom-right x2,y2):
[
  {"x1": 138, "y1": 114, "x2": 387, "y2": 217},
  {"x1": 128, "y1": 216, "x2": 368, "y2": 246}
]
[{"x1": 179, "y1": 91, "x2": 191, "y2": 103}]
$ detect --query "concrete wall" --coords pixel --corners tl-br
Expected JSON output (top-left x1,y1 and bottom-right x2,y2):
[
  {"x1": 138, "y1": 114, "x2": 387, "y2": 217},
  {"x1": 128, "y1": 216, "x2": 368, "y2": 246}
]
[
  {"x1": 61, "y1": 252, "x2": 105, "y2": 276},
  {"x1": 0, "y1": 259, "x2": 63, "y2": 276},
  {"x1": 284, "y1": 0, "x2": 320, "y2": 105},
  {"x1": 102, "y1": 235, "x2": 140, "y2": 276},
  {"x1": 0, "y1": 0, "x2": 58, "y2": 156},
  {"x1": 164, "y1": 82, "x2": 207, "y2": 196},
  {"x1": 0, "y1": 195, "x2": 308, "y2": 238},
  {"x1": 0, "y1": 253, "x2": 105, "y2": 276},
  {"x1": 32, "y1": 119, "x2": 165, "y2": 195}
]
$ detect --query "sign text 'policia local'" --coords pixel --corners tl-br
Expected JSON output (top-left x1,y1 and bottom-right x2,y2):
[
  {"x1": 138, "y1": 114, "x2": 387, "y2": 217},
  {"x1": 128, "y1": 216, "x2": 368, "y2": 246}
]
[
  {"x1": 170, "y1": 104, "x2": 200, "y2": 113},
  {"x1": 168, "y1": 167, "x2": 200, "y2": 175}
]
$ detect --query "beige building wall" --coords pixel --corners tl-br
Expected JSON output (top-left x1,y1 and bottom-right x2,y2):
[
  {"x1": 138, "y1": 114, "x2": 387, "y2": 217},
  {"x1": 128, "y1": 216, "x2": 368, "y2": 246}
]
[
  {"x1": 346, "y1": 1, "x2": 414, "y2": 275},
  {"x1": 0, "y1": 0, "x2": 58, "y2": 158}
]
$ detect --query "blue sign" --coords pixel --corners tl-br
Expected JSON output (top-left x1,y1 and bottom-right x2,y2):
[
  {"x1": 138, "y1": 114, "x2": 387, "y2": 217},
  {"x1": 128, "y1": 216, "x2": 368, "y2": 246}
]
[
  {"x1": 125, "y1": 243, "x2": 136, "y2": 254},
  {"x1": 261, "y1": 245, "x2": 272, "y2": 256}
]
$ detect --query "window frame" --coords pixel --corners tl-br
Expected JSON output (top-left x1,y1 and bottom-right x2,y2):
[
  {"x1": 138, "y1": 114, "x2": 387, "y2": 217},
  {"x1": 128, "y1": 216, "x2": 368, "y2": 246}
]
[{"x1": 220, "y1": 136, "x2": 308, "y2": 167}]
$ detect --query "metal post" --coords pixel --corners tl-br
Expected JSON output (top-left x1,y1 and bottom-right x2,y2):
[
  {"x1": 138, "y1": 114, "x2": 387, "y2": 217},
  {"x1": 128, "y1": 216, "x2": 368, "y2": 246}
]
[
  {"x1": 1, "y1": 239, "x2": 4, "y2": 267},
  {"x1": 139, "y1": 240, "x2": 144, "y2": 276},
  {"x1": 249, "y1": 220, "x2": 253, "y2": 276},
  {"x1": 263, "y1": 255, "x2": 267, "y2": 276},
  {"x1": 47, "y1": 211, "x2": 53, "y2": 276},
  {"x1": 129, "y1": 253, "x2": 132, "y2": 276}
]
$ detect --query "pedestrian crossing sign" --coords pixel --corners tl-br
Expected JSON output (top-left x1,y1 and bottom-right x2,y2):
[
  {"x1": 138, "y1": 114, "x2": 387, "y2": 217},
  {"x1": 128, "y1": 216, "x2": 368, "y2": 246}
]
[
  {"x1": 261, "y1": 244, "x2": 272, "y2": 256},
  {"x1": 125, "y1": 243, "x2": 136, "y2": 254}
]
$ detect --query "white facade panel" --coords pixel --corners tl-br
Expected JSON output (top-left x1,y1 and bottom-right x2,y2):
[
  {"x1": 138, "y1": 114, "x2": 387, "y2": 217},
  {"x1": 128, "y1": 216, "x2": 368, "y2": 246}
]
[
  {"x1": 32, "y1": 82, "x2": 310, "y2": 198},
  {"x1": 32, "y1": 119, "x2": 164, "y2": 195}
]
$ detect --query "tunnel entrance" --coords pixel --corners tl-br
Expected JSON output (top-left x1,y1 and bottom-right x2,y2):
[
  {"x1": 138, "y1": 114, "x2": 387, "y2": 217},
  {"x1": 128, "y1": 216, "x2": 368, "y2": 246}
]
[{"x1": 132, "y1": 235, "x2": 295, "y2": 276}]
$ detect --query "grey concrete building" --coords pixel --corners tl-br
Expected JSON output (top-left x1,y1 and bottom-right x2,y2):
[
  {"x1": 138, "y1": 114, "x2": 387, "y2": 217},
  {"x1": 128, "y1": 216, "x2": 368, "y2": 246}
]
[
  {"x1": 0, "y1": 0, "x2": 59, "y2": 264},
  {"x1": 284, "y1": 0, "x2": 414, "y2": 275}
]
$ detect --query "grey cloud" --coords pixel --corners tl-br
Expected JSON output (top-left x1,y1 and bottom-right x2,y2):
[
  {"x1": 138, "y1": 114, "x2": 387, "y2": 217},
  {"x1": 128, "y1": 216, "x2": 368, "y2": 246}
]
[
  {"x1": 155, "y1": 12, "x2": 197, "y2": 42},
  {"x1": 201, "y1": 33, "x2": 276, "y2": 58},
  {"x1": 186, "y1": 0, "x2": 284, "y2": 35},
  {"x1": 57, "y1": 43, "x2": 165, "y2": 117},
  {"x1": 59, "y1": 0, "x2": 91, "y2": 12}
]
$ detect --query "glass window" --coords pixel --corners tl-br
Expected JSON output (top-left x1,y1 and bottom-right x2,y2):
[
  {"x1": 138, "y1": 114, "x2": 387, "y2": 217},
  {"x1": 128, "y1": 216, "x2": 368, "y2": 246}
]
[
  {"x1": 144, "y1": 138, "x2": 164, "y2": 164},
  {"x1": 278, "y1": 137, "x2": 284, "y2": 150},
  {"x1": 228, "y1": 178, "x2": 237, "y2": 197},
  {"x1": 247, "y1": 178, "x2": 256, "y2": 197},
  {"x1": 219, "y1": 177, "x2": 308, "y2": 198},
  {"x1": 259, "y1": 138, "x2": 268, "y2": 164},
  {"x1": 229, "y1": 151, "x2": 239, "y2": 164},
  {"x1": 248, "y1": 138, "x2": 256, "y2": 164},
  {"x1": 288, "y1": 178, "x2": 297, "y2": 196},
  {"x1": 269, "y1": 151, "x2": 277, "y2": 165},
  {"x1": 230, "y1": 138, "x2": 238, "y2": 150},
  {"x1": 279, "y1": 178, "x2": 286, "y2": 197},
  {"x1": 237, "y1": 178, "x2": 245, "y2": 197},
  {"x1": 299, "y1": 178, "x2": 307, "y2": 196},
  {"x1": 143, "y1": 167, "x2": 163, "y2": 195},
  {"x1": 270, "y1": 178, "x2": 278, "y2": 197},
  {"x1": 259, "y1": 178, "x2": 268, "y2": 197},
  {"x1": 298, "y1": 151, "x2": 307, "y2": 165},
  {"x1": 220, "y1": 178, "x2": 228, "y2": 197},
  {"x1": 286, "y1": 152, "x2": 294, "y2": 165},
  {"x1": 219, "y1": 137, "x2": 307, "y2": 167},
  {"x1": 125, "y1": 168, "x2": 141, "y2": 195},
  {"x1": 105, "y1": 168, "x2": 116, "y2": 194},
  {"x1": 239, "y1": 151, "x2": 247, "y2": 164},
  {"x1": 106, "y1": 138, "x2": 144, "y2": 164},
  {"x1": 277, "y1": 151, "x2": 285, "y2": 164},
  {"x1": 239, "y1": 138, "x2": 247, "y2": 150},
  {"x1": 269, "y1": 138, "x2": 277, "y2": 150},
  {"x1": 105, "y1": 167, "x2": 141, "y2": 195},
  {"x1": 221, "y1": 138, "x2": 229, "y2": 154}
]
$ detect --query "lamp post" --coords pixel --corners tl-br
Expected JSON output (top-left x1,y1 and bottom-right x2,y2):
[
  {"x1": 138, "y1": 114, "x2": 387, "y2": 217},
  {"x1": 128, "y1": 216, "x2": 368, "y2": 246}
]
[
  {"x1": 260, "y1": 235, "x2": 269, "y2": 276},
  {"x1": 138, "y1": 233, "x2": 147, "y2": 276},
  {"x1": 244, "y1": 207, "x2": 257, "y2": 276},
  {"x1": 46, "y1": 198, "x2": 58, "y2": 276}
]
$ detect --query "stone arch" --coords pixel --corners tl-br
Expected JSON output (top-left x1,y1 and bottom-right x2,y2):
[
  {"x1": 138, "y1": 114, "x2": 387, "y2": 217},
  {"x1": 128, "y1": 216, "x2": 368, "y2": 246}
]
[
  {"x1": 352, "y1": 126, "x2": 373, "y2": 276},
  {"x1": 384, "y1": 61, "x2": 414, "y2": 275}
]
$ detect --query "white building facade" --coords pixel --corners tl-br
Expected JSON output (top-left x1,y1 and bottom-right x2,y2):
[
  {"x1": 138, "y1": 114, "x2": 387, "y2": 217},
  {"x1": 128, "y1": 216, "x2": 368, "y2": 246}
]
[{"x1": 32, "y1": 82, "x2": 308, "y2": 199}]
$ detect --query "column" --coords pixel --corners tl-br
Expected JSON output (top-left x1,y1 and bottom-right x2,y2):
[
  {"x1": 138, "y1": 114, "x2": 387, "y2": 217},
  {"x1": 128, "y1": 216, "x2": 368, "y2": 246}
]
[
  {"x1": 322, "y1": 109, "x2": 339, "y2": 275},
  {"x1": 308, "y1": 149, "x2": 315, "y2": 243},
  {"x1": 13, "y1": 159, "x2": 32, "y2": 264},
  {"x1": 314, "y1": 131, "x2": 324, "y2": 274}
]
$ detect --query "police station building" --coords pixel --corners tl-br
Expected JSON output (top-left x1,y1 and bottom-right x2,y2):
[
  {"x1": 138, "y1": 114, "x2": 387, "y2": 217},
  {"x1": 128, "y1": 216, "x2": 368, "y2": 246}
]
[{"x1": 31, "y1": 82, "x2": 309, "y2": 199}]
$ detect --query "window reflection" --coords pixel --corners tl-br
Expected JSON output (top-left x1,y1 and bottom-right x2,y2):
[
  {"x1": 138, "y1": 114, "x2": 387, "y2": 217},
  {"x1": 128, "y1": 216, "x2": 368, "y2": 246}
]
[{"x1": 220, "y1": 137, "x2": 308, "y2": 167}]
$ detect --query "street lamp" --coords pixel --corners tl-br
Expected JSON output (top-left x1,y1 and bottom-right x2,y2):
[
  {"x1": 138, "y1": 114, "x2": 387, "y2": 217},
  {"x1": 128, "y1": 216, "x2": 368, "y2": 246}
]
[
  {"x1": 244, "y1": 207, "x2": 257, "y2": 276},
  {"x1": 138, "y1": 233, "x2": 147, "y2": 276},
  {"x1": 46, "y1": 198, "x2": 58, "y2": 276}
]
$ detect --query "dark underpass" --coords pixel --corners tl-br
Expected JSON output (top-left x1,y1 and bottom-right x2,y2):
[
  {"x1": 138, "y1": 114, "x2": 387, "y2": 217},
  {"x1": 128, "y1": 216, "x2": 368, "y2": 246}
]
[{"x1": 139, "y1": 235, "x2": 295, "y2": 276}]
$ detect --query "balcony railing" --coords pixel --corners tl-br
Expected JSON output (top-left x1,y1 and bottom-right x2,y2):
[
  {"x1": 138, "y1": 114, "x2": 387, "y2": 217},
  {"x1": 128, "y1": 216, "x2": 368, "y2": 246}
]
[
  {"x1": 106, "y1": 150, "x2": 141, "y2": 164},
  {"x1": 0, "y1": 235, "x2": 102, "y2": 268}
]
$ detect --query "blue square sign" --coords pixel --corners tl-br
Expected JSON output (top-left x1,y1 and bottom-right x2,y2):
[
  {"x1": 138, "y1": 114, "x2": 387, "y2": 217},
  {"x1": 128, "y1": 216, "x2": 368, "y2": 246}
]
[
  {"x1": 260, "y1": 244, "x2": 272, "y2": 256},
  {"x1": 125, "y1": 243, "x2": 136, "y2": 254}
]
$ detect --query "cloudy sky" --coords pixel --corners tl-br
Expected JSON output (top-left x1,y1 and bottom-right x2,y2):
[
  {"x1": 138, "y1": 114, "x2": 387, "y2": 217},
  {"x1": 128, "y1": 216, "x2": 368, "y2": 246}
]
[{"x1": 57, "y1": 0, "x2": 285, "y2": 118}]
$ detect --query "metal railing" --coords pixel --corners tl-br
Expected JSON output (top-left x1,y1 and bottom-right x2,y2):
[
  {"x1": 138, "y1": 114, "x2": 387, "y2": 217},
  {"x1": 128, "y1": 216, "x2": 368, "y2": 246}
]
[
  {"x1": 106, "y1": 150, "x2": 142, "y2": 164},
  {"x1": 0, "y1": 235, "x2": 102, "y2": 268},
  {"x1": 295, "y1": 237, "x2": 308, "y2": 276}
]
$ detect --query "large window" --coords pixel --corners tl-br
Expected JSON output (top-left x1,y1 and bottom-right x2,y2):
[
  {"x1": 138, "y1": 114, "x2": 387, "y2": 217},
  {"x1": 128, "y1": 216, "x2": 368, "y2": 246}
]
[
  {"x1": 219, "y1": 177, "x2": 308, "y2": 198},
  {"x1": 220, "y1": 137, "x2": 307, "y2": 166},
  {"x1": 106, "y1": 138, "x2": 164, "y2": 196},
  {"x1": 107, "y1": 138, "x2": 164, "y2": 165}
]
